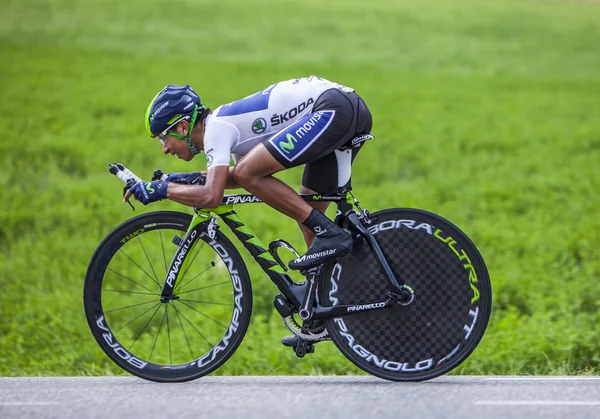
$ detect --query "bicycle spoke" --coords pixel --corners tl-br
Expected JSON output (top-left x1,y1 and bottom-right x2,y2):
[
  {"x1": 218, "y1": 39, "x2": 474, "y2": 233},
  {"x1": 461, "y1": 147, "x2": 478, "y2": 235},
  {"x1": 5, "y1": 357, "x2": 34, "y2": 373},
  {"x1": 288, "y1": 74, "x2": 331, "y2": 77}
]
[
  {"x1": 172, "y1": 301, "x2": 215, "y2": 348},
  {"x1": 173, "y1": 304, "x2": 195, "y2": 359},
  {"x1": 130, "y1": 304, "x2": 163, "y2": 350},
  {"x1": 177, "y1": 262, "x2": 217, "y2": 293},
  {"x1": 177, "y1": 280, "x2": 231, "y2": 296},
  {"x1": 166, "y1": 304, "x2": 172, "y2": 365},
  {"x1": 106, "y1": 268, "x2": 158, "y2": 294},
  {"x1": 137, "y1": 236, "x2": 160, "y2": 286},
  {"x1": 104, "y1": 289, "x2": 157, "y2": 296},
  {"x1": 148, "y1": 306, "x2": 168, "y2": 362},
  {"x1": 159, "y1": 229, "x2": 167, "y2": 273},
  {"x1": 118, "y1": 249, "x2": 162, "y2": 290},
  {"x1": 179, "y1": 299, "x2": 233, "y2": 307},
  {"x1": 114, "y1": 301, "x2": 164, "y2": 333},
  {"x1": 104, "y1": 299, "x2": 158, "y2": 314},
  {"x1": 177, "y1": 300, "x2": 229, "y2": 329}
]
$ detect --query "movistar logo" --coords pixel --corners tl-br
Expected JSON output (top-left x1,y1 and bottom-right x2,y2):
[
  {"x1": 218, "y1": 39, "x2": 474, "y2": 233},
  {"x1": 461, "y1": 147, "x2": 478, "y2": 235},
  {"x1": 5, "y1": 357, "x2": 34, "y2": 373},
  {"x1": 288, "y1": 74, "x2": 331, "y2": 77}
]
[
  {"x1": 151, "y1": 101, "x2": 169, "y2": 120},
  {"x1": 294, "y1": 249, "x2": 336, "y2": 262},
  {"x1": 146, "y1": 183, "x2": 155, "y2": 194},
  {"x1": 312, "y1": 195, "x2": 322, "y2": 200},
  {"x1": 279, "y1": 133, "x2": 297, "y2": 154},
  {"x1": 269, "y1": 110, "x2": 335, "y2": 162}
]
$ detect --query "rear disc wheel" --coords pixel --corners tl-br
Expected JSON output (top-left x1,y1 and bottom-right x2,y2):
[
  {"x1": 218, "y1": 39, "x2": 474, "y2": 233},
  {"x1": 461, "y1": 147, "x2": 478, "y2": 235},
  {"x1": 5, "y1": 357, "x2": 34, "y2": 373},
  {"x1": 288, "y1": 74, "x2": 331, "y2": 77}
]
[{"x1": 319, "y1": 208, "x2": 491, "y2": 381}]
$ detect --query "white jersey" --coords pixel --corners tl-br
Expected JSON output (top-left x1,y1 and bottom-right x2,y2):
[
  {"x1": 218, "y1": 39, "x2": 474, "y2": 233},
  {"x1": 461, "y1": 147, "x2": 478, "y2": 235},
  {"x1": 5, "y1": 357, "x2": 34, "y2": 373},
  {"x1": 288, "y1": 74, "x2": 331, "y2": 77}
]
[{"x1": 202, "y1": 76, "x2": 354, "y2": 168}]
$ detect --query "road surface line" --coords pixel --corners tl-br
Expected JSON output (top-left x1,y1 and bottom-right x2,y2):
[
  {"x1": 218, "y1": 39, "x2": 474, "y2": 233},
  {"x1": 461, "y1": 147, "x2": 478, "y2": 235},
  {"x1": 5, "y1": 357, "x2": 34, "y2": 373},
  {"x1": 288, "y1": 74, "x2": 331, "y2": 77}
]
[
  {"x1": 475, "y1": 401, "x2": 600, "y2": 406},
  {"x1": 483, "y1": 377, "x2": 600, "y2": 381}
]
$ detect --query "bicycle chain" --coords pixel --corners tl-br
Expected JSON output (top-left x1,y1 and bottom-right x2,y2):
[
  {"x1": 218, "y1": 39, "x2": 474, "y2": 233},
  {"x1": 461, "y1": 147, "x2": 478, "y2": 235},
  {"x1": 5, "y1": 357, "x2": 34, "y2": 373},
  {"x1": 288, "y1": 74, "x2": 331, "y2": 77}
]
[{"x1": 283, "y1": 315, "x2": 329, "y2": 342}]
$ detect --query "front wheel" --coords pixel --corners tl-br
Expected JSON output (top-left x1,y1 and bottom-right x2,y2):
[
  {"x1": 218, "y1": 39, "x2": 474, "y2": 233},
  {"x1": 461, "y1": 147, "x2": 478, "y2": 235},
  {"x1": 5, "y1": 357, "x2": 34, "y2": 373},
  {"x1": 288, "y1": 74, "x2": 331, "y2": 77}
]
[
  {"x1": 319, "y1": 208, "x2": 491, "y2": 381},
  {"x1": 84, "y1": 211, "x2": 252, "y2": 382}
]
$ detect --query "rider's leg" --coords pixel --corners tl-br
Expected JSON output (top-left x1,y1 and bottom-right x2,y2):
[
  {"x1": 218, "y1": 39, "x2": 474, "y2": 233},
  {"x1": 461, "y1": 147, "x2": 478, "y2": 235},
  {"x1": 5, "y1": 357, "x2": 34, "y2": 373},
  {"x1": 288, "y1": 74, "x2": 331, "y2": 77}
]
[
  {"x1": 237, "y1": 89, "x2": 371, "y2": 271},
  {"x1": 298, "y1": 185, "x2": 330, "y2": 247},
  {"x1": 232, "y1": 144, "x2": 313, "y2": 222},
  {"x1": 233, "y1": 144, "x2": 353, "y2": 270}
]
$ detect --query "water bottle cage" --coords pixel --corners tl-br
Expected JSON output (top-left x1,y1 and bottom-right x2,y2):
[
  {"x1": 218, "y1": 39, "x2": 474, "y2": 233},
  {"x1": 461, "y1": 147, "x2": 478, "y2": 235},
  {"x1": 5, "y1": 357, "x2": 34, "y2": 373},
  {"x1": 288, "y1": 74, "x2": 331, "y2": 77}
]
[{"x1": 268, "y1": 239, "x2": 300, "y2": 272}]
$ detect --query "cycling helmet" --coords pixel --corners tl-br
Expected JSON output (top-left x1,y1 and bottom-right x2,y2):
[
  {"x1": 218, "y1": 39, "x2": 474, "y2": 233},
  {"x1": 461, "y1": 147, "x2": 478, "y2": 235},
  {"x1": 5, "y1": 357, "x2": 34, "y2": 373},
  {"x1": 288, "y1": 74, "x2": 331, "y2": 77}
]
[{"x1": 145, "y1": 84, "x2": 206, "y2": 155}]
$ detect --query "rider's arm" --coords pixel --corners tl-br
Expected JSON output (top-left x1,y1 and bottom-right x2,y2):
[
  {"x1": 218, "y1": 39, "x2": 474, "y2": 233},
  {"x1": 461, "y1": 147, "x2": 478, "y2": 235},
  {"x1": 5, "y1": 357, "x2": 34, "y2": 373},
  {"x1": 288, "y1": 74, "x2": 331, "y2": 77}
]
[
  {"x1": 176, "y1": 168, "x2": 239, "y2": 189},
  {"x1": 166, "y1": 165, "x2": 230, "y2": 208},
  {"x1": 203, "y1": 120, "x2": 241, "y2": 190}
]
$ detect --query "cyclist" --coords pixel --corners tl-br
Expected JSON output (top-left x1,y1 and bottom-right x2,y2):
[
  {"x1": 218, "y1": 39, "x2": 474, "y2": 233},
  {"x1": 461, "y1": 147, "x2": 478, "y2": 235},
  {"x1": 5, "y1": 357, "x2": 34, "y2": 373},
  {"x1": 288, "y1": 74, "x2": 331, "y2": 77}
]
[{"x1": 126, "y1": 76, "x2": 372, "y2": 273}]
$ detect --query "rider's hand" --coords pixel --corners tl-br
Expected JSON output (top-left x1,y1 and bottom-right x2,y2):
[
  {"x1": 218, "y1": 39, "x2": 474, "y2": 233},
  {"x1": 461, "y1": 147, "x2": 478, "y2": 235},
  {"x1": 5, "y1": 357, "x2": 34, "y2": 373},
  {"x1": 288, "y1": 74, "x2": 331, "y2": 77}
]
[
  {"x1": 165, "y1": 172, "x2": 206, "y2": 185},
  {"x1": 125, "y1": 180, "x2": 168, "y2": 205}
]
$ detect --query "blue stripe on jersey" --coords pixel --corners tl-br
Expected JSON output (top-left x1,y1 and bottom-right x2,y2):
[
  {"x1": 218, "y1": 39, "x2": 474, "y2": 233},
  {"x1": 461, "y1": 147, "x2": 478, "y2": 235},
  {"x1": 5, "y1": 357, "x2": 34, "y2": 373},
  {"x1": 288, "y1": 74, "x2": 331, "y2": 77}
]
[
  {"x1": 268, "y1": 110, "x2": 335, "y2": 162},
  {"x1": 217, "y1": 84, "x2": 277, "y2": 117}
]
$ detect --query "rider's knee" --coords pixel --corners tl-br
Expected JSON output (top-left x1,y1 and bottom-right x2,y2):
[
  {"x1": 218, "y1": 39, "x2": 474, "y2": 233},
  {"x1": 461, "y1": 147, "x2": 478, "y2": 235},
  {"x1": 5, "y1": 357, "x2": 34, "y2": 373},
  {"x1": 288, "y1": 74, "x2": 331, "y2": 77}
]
[{"x1": 232, "y1": 161, "x2": 256, "y2": 187}]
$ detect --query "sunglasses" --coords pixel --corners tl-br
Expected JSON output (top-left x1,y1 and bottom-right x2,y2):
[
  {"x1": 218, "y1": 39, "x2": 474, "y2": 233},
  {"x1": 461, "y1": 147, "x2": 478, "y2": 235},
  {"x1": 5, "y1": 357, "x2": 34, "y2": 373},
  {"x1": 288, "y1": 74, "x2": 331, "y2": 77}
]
[{"x1": 155, "y1": 116, "x2": 191, "y2": 146}]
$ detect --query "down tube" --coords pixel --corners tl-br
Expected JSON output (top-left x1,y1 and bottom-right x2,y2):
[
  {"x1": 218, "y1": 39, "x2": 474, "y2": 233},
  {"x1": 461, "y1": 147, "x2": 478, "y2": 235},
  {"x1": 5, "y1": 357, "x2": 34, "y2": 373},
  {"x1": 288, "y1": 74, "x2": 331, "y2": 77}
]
[{"x1": 213, "y1": 206, "x2": 305, "y2": 308}]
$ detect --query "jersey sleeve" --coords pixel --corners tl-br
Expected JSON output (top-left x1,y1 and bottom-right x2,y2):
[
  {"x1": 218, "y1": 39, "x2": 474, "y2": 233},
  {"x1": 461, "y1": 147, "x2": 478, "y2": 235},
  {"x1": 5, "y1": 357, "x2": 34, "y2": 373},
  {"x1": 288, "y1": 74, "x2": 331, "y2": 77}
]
[{"x1": 203, "y1": 120, "x2": 239, "y2": 168}]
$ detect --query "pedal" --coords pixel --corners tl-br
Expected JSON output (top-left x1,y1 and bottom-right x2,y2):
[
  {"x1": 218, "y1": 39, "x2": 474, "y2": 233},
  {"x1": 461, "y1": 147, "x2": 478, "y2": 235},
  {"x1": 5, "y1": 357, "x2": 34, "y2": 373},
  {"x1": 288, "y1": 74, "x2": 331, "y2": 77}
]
[
  {"x1": 268, "y1": 239, "x2": 300, "y2": 271},
  {"x1": 293, "y1": 339, "x2": 315, "y2": 358}
]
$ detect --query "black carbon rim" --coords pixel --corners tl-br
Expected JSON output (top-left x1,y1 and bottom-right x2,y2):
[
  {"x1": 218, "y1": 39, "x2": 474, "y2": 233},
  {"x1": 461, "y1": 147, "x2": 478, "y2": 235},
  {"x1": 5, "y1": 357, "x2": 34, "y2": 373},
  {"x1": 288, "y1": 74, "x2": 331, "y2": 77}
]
[
  {"x1": 84, "y1": 211, "x2": 252, "y2": 382},
  {"x1": 319, "y1": 208, "x2": 491, "y2": 381}
]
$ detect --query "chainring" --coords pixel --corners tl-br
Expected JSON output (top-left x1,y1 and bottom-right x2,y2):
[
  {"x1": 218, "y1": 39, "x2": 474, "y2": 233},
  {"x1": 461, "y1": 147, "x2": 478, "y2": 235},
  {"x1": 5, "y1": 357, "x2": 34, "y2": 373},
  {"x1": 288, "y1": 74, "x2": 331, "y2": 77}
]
[{"x1": 283, "y1": 315, "x2": 329, "y2": 341}]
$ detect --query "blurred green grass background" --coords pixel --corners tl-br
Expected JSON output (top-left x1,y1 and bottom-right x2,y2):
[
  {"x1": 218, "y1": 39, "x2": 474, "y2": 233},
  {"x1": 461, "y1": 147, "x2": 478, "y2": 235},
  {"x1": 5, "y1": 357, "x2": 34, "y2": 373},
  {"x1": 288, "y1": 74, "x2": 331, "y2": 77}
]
[{"x1": 0, "y1": 0, "x2": 599, "y2": 376}]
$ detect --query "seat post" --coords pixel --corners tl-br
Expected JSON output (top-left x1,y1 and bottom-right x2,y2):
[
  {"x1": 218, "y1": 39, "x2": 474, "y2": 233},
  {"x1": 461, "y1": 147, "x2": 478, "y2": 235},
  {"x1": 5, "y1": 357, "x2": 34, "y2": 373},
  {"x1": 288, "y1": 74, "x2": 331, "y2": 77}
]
[
  {"x1": 334, "y1": 133, "x2": 374, "y2": 191},
  {"x1": 334, "y1": 148, "x2": 353, "y2": 188}
]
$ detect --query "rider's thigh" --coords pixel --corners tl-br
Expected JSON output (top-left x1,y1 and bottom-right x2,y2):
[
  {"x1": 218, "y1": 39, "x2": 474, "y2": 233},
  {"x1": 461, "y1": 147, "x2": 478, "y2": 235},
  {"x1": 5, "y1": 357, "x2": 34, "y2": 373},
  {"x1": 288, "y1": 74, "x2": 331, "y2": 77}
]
[
  {"x1": 233, "y1": 143, "x2": 286, "y2": 181},
  {"x1": 262, "y1": 89, "x2": 360, "y2": 169},
  {"x1": 302, "y1": 143, "x2": 364, "y2": 195}
]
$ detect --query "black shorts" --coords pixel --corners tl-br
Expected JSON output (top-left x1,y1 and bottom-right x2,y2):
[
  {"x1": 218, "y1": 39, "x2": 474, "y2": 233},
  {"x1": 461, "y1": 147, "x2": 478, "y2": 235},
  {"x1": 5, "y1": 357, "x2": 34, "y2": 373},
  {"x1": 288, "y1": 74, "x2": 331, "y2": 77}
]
[{"x1": 263, "y1": 88, "x2": 372, "y2": 194}]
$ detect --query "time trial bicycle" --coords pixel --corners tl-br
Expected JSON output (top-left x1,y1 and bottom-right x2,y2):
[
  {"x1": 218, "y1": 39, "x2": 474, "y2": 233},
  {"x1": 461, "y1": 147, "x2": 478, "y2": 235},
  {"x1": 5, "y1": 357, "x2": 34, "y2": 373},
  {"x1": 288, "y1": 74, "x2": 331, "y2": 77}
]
[{"x1": 83, "y1": 135, "x2": 491, "y2": 382}]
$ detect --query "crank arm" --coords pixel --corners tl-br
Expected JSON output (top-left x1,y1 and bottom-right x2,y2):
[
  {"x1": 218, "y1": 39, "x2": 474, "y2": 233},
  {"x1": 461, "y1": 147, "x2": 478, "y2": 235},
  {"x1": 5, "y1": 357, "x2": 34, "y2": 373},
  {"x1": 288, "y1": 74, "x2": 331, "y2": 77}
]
[{"x1": 298, "y1": 266, "x2": 321, "y2": 320}]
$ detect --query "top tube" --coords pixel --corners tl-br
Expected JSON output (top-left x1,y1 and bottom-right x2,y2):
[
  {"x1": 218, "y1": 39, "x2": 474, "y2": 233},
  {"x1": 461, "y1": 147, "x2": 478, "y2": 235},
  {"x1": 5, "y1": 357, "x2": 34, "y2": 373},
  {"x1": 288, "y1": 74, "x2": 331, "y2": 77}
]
[{"x1": 217, "y1": 192, "x2": 346, "y2": 206}]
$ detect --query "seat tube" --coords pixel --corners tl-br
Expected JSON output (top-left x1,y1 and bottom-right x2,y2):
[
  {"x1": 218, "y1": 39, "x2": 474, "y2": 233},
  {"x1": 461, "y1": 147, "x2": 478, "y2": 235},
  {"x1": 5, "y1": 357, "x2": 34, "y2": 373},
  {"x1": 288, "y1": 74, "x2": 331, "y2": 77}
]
[{"x1": 334, "y1": 149, "x2": 353, "y2": 188}]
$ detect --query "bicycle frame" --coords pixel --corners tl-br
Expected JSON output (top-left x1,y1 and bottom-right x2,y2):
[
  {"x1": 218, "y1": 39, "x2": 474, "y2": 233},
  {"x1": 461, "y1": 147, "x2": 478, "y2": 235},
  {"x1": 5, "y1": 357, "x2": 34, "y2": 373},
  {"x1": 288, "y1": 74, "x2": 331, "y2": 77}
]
[{"x1": 159, "y1": 190, "x2": 413, "y2": 320}]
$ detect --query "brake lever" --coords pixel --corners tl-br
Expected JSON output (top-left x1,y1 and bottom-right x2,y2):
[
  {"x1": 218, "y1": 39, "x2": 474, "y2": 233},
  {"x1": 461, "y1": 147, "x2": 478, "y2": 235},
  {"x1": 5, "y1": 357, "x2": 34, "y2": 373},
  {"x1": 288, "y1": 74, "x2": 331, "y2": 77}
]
[
  {"x1": 109, "y1": 162, "x2": 141, "y2": 211},
  {"x1": 122, "y1": 180, "x2": 136, "y2": 211}
]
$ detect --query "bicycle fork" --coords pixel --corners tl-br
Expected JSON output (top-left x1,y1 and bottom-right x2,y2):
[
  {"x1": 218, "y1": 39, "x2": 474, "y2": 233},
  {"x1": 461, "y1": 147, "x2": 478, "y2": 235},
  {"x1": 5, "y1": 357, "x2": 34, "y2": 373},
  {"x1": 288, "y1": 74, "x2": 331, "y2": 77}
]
[{"x1": 158, "y1": 215, "x2": 214, "y2": 302}]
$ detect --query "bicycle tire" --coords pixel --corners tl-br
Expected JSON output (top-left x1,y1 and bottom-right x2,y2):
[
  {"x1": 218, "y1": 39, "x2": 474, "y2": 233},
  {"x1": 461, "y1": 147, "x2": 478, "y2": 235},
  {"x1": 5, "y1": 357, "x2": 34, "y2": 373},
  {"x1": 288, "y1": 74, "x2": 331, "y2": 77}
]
[
  {"x1": 318, "y1": 208, "x2": 491, "y2": 381},
  {"x1": 84, "y1": 211, "x2": 252, "y2": 382}
]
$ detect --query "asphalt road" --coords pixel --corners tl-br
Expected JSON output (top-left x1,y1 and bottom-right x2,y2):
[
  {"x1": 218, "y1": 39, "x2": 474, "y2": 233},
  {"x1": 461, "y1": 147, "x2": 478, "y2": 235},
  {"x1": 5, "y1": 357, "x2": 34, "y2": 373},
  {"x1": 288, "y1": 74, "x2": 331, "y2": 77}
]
[{"x1": 1, "y1": 376, "x2": 599, "y2": 419}]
